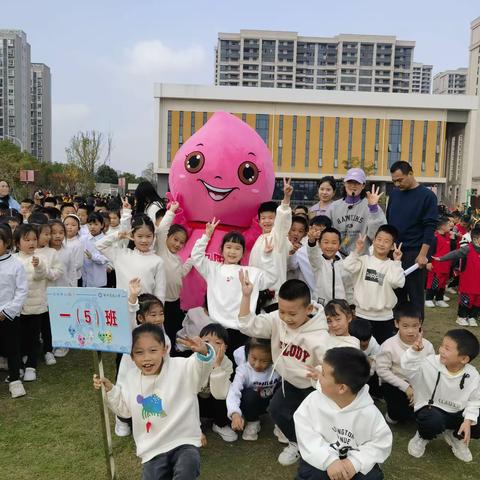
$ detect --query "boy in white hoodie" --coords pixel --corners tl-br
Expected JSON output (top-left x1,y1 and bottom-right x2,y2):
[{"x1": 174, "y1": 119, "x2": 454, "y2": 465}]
[
  {"x1": 294, "y1": 347, "x2": 392, "y2": 480},
  {"x1": 343, "y1": 225, "x2": 405, "y2": 345},
  {"x1": 402, "y1": 329, "x2": 480, "y2": 463},
  {"x1": 238, "y1": 274, "x2": 329, "y2": 466}
]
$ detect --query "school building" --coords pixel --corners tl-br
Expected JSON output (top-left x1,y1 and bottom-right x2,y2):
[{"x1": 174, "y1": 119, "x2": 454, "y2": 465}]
[{"x1": 154, "y1": 83, "x2": 480, "y2": 208}]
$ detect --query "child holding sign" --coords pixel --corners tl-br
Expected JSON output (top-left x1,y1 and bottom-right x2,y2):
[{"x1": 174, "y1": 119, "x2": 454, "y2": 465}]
[{"x1": 93, "y1": 323, "x2": 215, "y2": 480}]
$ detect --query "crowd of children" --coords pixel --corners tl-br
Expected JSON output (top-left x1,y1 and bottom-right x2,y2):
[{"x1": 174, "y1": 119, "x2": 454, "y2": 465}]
[{"x1": 1, "y1": 172, "x2": 480, "y2": 480}]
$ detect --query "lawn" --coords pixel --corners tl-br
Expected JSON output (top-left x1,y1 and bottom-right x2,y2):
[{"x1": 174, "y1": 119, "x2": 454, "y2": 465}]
[{"x1": 1, "y1": 297, "x2": 479, "y2": 480}]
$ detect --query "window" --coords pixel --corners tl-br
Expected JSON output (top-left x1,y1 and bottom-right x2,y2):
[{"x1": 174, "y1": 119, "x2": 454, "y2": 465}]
[
  {"x1": 334, "y1": 117, "x2": 339, "y2": 168},
  {"x1": 179, "y1": 111, "x2": 184, "y2": 145},
  {"x1": 374, "y1": 120, "x2": 380, "y2": 170},
  {"x1": 318, "y1": 117, "x2": 324, "y2": 167},
  {"x1": 255, "y1": 114, "x2": 269, "y2": 144},
  {"x1": 291, "y1": 116, "x2": 297, "y2": 167},
  {"x1": 408, "y1": 120, "x2": 414, "y2": 163},
  {"x1": 305, "y1": 116, "x2": 311, "y2": 168},
  {"x1": 278, "y1": 115, "x2": 283, "y2": 167},
  {"x1": 347, "y1": 118, "x2": 353, "y2": 166},
  {"x1": 361, "y1": 119, "x2": 366, "y2": 164},
  {"x1": 388, "y1": 120, "x2": 402, "y2": 167},
  {"x1": 191, "y1": 111, "x2": 195, "y2": 135},
  {"x1": 203, "y1": 112, "x2": 207, "y2": 125},
  {"x1": 421, "y1": 121, "x2": 428, "y2": 172},
  {"x1": 435, "y1": 122, "x2": 441, "y2": 173},
  {"x1": 167, "y1": 111, "x2": 172, "y2": 165}
]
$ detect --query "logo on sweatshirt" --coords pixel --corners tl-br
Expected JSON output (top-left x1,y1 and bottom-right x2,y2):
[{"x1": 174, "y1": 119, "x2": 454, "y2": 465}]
[
  {"x1": 279, "y1": 341, "x2": 311, "y2": 363},
  {"x1": 330, "y1": 427, "x2": 359, "y2": 459},
  {"x1": 365, "y1": 268, "x2": 385, "y2": 286}
]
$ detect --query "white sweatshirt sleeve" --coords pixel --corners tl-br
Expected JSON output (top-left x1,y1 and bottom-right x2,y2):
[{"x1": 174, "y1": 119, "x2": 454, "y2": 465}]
[
  {"x1": 128, "y1": 301, "x2": 139, "y2": 330},
  {"x1": 465, "y1": 384, "x2": 480, "y2": 424},
  {"x1": 95, "y1": 232, "x2": 121, "y2": 263},
  {"x1": 226, "y1": 363, "x2": 248, "y2": 418},
  {"x1": 256, "y1": 251, "x2": 278, "y2": 291},
  {"x1": 106, "y1": 385, "x2": 132, "y2": 419},
  {"x1": 294, "y1": 394, "x2": 339, "y2": 471},
  {"x1": 183, "y1": 344, "x2": 216, "y2": 394},
  {"x1": 400, "y1": 347, "x2": 427, "y2": 374},
  {"x1": 307, "y1": 243, "x2": 323, "y2": 273},
  {"x1": 376, "y1": 348, "x2": 410, "y2": 392},
  {"x1": 272, "y1": 203, "x2": 292, "y2": 251},
  {"x1": 181, "y1": 257, "x2": 194, "y2": 278},
  {"x1": 153, "y1": 258, "x2": 166, "y2": 304},
  {"x1": 33, "y1": 258, "x2": 47, "y2": 280},
  {"x1": 348, "y1": 414, "x2": 393, "y2": 475},
  {"x1": 385, "y1": 260, "x2": 406, "y2": 289},
  {"x1": 44, "y1": 250, "x2": 64, "y2": 281},
  {"x1": 342, "y1": 251, "x2": 364, "y2": 275},
  {"x1": 1, "y1": 262, "x2": 28, "y2": 320},
  {"x1": 191, "y1": 234, "x2": 216, "y2": 280},
  {"x1": 210, "y1": 357, "x2": 234, "y2": 400},
  {"x1": 238, "y1": 311, "x2": 274, "y2": 339},
  {"x1": 154, "y1": 210, "x2": 175, "y2": 256},
  {"x1": 120, "y1": 208, "x2": 132, "y2": 232}
]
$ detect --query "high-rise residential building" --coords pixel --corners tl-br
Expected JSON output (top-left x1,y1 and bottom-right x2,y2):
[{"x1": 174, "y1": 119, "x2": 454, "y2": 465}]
[
  {"x1": 215, "y1": 30, "x2": 416, "y2": 93},
  {"x1": 411, "y1": 62, "x2": 432, "y2": 93},
  {"x1": 467, "y1": 16, "x2": 480, "y2": 96},
  {"x1": 433, "y1": 68, "x2": 468, "y2": 95},
  {"x1": 31, "y1": 63, "x2": 51, "y2": 163},
  {"x1": 0, "y1": 29, "x2": 31, "y2": 151}
]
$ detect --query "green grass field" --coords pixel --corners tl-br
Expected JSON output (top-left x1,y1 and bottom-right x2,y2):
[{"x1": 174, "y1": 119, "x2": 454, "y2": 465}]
[{"x1": 1, "y1": 297, "x2": 479, "y2": 480}]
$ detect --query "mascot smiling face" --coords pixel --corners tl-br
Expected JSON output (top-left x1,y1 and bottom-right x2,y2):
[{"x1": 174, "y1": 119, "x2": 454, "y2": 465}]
[{"x1": 169, "y1": 111, "x2": 275, "y2": 227}]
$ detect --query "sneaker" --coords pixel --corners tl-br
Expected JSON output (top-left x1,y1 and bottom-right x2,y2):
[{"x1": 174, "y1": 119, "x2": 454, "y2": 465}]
[
  {"x1": 456, "y1": 317, "x2": 469, "y2": 326},
  {"x1": 273, "y1": 425, "x2": 289, "y2": 444},
  {"x1": 468, "y1": 318, "x2": 478, "y2": 327},
  {"x1": 9, "y1": 380, "x2": 26, "y2": 398},
  {"x1": 53, "y1": 348, "x2": 69, "y2": 358},
  {"x1": 114, "y1": 417, "x2": 132, "y2": 437},
  {"x1": 385, "y1": 413, "x2": 398, "y2": 425},
  {"x1": 23, "y1": 367, "x2": 36, "y2": 382},
  {"x1": 443, "y1": 430, "x2": 473, "y2": 462},
  {"x1": 212, "y1": 423, "x2": 238, "y2": 442},
  {"x1": 0, "y1": 356, "x2": 8, "y2": 371},
  {"x1": 278, "y1": 442, "x2": 300, "y2": 466},
  {"x1": 44, "y1": 352, "x2": 57, "y2": 366},
  {"x1": 242, "y1": 421, "x2": 261, "y2": 441},
  {"x1": 408, "y1": 432, "x2": 429, "y2": 458},
  {"x1": 443, "y1": 295, "x2": 450, "y2": 302},
  {"x1": 4, "y1": 369, "x2": 24, "y2": 383},
  {"x1": 425, "y1": 300, "x2": 436, "y2": 308},
  {"x1": 435, "y1": 300, "x2": 450, "y2": 308},
  {"x1": 446, "y1": 287, "x2": 457, "y2": 294}
]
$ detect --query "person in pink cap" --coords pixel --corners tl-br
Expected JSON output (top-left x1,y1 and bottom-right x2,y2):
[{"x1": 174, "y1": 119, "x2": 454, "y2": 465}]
[{"x1": 327, "y1": 168, "x2": 386, "y2": 255}]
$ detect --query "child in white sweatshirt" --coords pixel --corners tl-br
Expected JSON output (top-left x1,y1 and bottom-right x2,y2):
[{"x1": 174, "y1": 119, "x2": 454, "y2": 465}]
[
  {"x1": 82, "y1": 212, "x2": 108, "y2": 287},
  {"x1": 238, "y1": 275, "x2": 329, "y2": 466},
  {"x1": 249, "y1": 178, "x2": 293, "y2": 309},
  {"x1": 343, "y1": 225, "x2": 405, "y2": 345},
  {"x1": 376, "y1": 302, "x2": 434, "y2": 424},
  {"x1": 294, "y1": 347, "x2": 392, "y2": 480},
  {"x1": 93, "y1": 323, "x2": 215, "y2": 479},
  {"x1": 228, "y1": 337, "x2": 280, "y2": 442},
  {"x1": 63, "y1": 214, "x2": 84, "y2": 287},
  {"x1": 196, "y1": 323, "x2": 234, "y2": 444},
  {"x1": 402, "y1": 329, "x2": 480, "y2": 463}
]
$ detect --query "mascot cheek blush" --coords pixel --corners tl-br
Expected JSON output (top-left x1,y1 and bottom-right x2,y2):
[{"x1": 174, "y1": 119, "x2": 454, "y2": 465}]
[{"x1": 168, "y1": 111, "x2": 275, "y2": 309}]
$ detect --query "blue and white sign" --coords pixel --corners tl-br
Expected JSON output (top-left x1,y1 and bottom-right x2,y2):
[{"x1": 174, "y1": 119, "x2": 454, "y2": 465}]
[{"x1": 47, "y1": 287, "x2": 131, "y2": 354}]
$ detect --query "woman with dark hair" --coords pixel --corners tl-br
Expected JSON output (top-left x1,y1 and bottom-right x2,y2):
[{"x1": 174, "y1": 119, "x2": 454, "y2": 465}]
[
  {"x1": 309, "y1": 176, "x2": 336, "y2": 217},
  {"x1": 0, "y1": 180, "x2": 20, "y2": 211},
  {"x1": 134, "y1": 181, "x2": 164, "y2": 224}
]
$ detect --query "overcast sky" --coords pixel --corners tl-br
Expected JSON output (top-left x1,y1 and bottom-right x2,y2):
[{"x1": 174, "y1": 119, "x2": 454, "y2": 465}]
[{"x1": 4, "y1": 0, "x2": 479, "y2": 174}]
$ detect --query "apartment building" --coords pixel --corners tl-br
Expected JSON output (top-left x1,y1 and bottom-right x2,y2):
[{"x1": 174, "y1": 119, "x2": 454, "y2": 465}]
[
  {"x1": 467, "y1": 16, "x2": 480, "y2": 96},
  {"x1": 411, "y1": 62, "x2": 433, "y2": 93},
  {"x1": 433, "y1": 68, "x2": 468, "y2": 95},
  {"x1": 31, "y1": 63, "x2": 51, "y2": 163}
]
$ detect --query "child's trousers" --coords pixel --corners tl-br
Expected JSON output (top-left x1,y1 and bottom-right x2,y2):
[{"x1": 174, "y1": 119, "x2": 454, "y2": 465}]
[
  {"x1": 0, "y1": 316, "x2": 22, "y2": 381},
  {"x1": 382, "y1": 383, "x2": 414, "y2": 422},
  {"x1": 241, "y1": 387, "x2": 272, "y2": 422},
  {"x1": 142, "y1": 445, "x2": 200, "y2": 480},
  {"x1": 198, "y1": 394, "x2": 229, "y2": 428},
  {"x1": 20, "y1": 312, "x2": 48, "y2": 369},
  {"x1": 296, "y1": 459, "x2": 384, "y2": 480},
  {"x1": 268, "y1": 381, "x2": 314, "y2": 442},
  {"x1": 416, "y1": 406, "x2": 480, "y2": 440}
]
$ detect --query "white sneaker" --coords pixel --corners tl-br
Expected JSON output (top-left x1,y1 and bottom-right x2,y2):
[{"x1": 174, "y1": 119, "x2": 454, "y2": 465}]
[
  {"x1": 23, "y1": 367, "x2": 36, "y2": 382},
  {"x1": 408, "y1": 432, "x2": 429, "y2": 458},
  {"x1": 44, "y1": 352, "x2": 57, "y2": 366},
  {"x1": 385, "y1": 413, "x2": 398, "y2": 425},
  {"x1": 456, "y1": 317, "x2": 469, "y2": 326},
  {"x1": 436, "y1": 300, "x2": 450, "y2": 308},
  {"x1": 468, "y1": 318, "x2": 478, "y2": 327},
  {"x1": 212, "y1": 423, "x2": 238, "y2": 442},
  {"x1": 425, "y1": 300, "x2": 436, "y2": 308},
  {"x1": 9, "y1": 380, "x2": 26, "y2": 398},
  {"x1": 273, "y1": 425, "x2": 289, "y2": 444},
  {"x1": 114, "y1": 417, "x2": 132, "y2": 437},
  {"x1": 53, "y1": 348, "x2": 69, "y2": 358},
  {"x1": 0, "y1": 356, "x2": 8, "y2": 370},
  {"x1": 242, "y1": 420, "x2": 261, "y2": 441},
  {"x1": 443, "y1": 430, "x2": 473, "y2": 462},
  {"x1": 443, "y1": 295, "x2": 450, "y2": 302},
  {"x1": 278, "y1": 442, "x2": 300, "y2": 466},
  {"x1": 446, "y1": 287, "x2": 457, "y2": 294}
]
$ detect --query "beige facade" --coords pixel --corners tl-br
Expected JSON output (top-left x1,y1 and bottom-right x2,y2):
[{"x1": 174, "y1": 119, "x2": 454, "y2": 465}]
[
  {"x1": 411, "y1": 63, "x2": 432, "y2": 94},
  {"x1": 433, "y1": 68, "x2": 468, "y2": 95},
  {"x1": 216, "y1": 30, "x2": 416, "y2": 93},
  {"x1": 467, "y1": 16, "x2": 480, "y2": 96},
  {"x1": 31, "y1": 63, "x2": 51, "y2": 163},
  {"x1": 154, "y1": 84, "x2": 480, "y2": 208}
]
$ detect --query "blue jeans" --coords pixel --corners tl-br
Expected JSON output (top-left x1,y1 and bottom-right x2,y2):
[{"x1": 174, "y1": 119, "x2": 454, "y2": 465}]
[{"x1": 142, "y1": 445, "x2": 200, "y2": 480}]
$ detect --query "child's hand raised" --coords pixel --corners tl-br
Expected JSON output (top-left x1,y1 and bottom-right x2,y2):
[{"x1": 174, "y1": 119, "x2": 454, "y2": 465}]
[
  {"x1": 307, "y1": 225, "x2": 320, "y2": 244},
  {"x1": 93, "y1": 374, "x2": 113, "y2": 392},
  {"x1": 392, "y1": 242, "x2": 403, "y2": 261},
  {"x1": 213, "y1": 343, "x2": 225, "y2": 368},
  {"x1": 205, "y1": 217, "x2": 220, "y2": 239},
  {"x1": 355, "y1": 234, "x2": 366, "y2": 254},
  {"x1": 282, "y1": 177, "x2": 293, "y2": 204},
  {"x1": 31, "y1": 256, "x2": 39, "y2": 267},
  {"x1": 239, "y1": 269, "x2": 254, "y2": 297},
  {"x1": 122, "y1": 197, "x2": 131, "y2": 210},
  {"x1": 412, "y1": 330, "x2": 424, "y2": 352},
  {"x1": 366, "y1": 184, "x2": 383, "y2": 206},
  {"x1": 118, "y1": 230, "x2": 132, "y2": 241},
  {"x1": 231, "y1": 413, "x2": 245, "y2": 432},
  {"x1": 177, "y1": 336, "x2": 209, "y2": 356},
  {"x1": 169, "y1": 201, "x2": 180, "y2": 213},
  {"x1": 128, "y1": 277, "x2": 142, "y2": 300},
  {"x1": 264, "y1": 237, "x2": 274, "y2": 254}
]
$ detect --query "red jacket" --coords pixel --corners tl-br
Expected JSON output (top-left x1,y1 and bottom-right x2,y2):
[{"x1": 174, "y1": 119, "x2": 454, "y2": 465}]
[
  {"x1": 432, "y1": 232, "x2": 452, "y2": 275},
  {"x1": 459, "y1": 243, "x2": 480, "y2": 295}
]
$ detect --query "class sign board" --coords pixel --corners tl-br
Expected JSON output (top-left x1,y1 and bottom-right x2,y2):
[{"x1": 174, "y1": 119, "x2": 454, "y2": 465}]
[{"x1": 47, "y1": 287, "x2": 131, "y2": 354}]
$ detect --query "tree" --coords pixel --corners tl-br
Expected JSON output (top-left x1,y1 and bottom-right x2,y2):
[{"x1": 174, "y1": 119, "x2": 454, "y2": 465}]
[
  {"x1": 96, "y1": 164, "x2": 118, "y2": 184},
  {"x1": 342, "y1": 156, "x2": 375, "y2": 176},
  {"x1": 65, "y1": 130, "x2": 113, "y2": 193}
]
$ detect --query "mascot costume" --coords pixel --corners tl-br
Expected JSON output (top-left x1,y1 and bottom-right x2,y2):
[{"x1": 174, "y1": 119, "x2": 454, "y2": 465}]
[{"x1": 167, "y1": 111, "x2": 275, "y2": 309}]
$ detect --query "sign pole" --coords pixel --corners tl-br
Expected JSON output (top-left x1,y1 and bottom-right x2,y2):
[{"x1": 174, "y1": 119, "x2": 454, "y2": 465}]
[{"x1": 93, "y1": 351, "x2": 117, "y2": 480}]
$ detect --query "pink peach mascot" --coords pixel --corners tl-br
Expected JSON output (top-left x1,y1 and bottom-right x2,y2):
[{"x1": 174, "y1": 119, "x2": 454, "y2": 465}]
[{"x1": 167, "y1": 111, "x2": 275, "y2": 309}]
